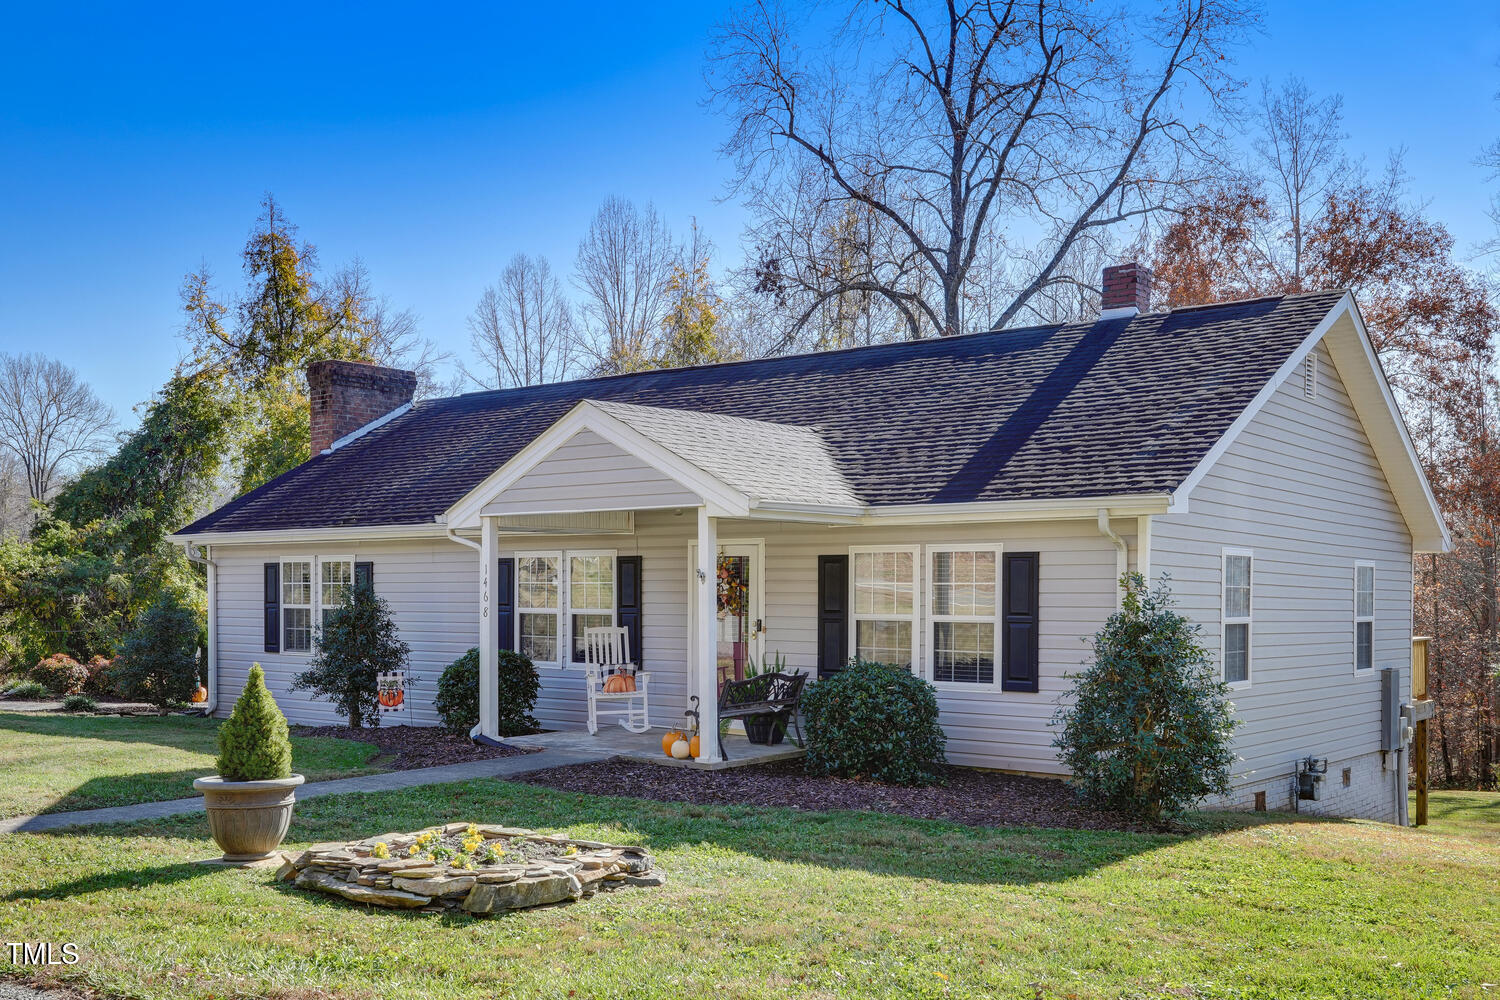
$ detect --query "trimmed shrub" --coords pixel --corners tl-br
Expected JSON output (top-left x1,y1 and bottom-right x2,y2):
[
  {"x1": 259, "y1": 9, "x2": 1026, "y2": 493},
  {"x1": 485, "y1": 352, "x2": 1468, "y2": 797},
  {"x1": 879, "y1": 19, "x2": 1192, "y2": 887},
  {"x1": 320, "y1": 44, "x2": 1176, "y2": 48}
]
[
  {"x1": 216, "y1": 663, "x2": 293, "y2": 781},
  {"x1": 496, "y1": 649, "x2": 540, "y2": 736},
  {"x1": 293, "y1": 583, "x2": 409, "y2": 729},
  {"x1": 2, "y1": 679, "x2": 48, "y2": 700},
  {"x1": 61, "y1": 693, "x2": 98, "y2": 713},
  {"x1": 434, "y1": 648, "x2": 540, "y2": 736},
  {"x1": 83, "y1": 656, "x2": 117, "y2": 697},
  {"x1": 30, "y1": 654, "x2": 89, "y2": 695},
  {"x1": 1052, "y1": 573, "x2": 1237, "y2": 826},
  {"x1": 801, "y1": 657, "x2": 947, "y2": 786},
  {"x1": 111, "y1": 594, "x2": 202, "y2": 709},
  {"x1": 434, "y1": 648, "x2": 480, "y2": 732}
]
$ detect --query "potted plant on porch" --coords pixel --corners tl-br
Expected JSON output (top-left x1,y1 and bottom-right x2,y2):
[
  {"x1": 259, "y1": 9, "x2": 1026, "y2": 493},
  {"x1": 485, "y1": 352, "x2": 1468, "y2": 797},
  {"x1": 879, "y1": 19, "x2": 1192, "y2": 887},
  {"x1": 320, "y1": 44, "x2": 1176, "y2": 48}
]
[{"x1": 193, "y1": 664, "x2": 304, "y2": 864}]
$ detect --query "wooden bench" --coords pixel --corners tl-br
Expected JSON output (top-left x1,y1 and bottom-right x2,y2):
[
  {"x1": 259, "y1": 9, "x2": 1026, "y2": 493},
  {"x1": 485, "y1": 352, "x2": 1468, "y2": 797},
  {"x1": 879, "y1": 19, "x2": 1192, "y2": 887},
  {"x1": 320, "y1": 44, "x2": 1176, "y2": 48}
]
[{"x1": 715, "y1": 672, "x2": 806, "y2": 759}]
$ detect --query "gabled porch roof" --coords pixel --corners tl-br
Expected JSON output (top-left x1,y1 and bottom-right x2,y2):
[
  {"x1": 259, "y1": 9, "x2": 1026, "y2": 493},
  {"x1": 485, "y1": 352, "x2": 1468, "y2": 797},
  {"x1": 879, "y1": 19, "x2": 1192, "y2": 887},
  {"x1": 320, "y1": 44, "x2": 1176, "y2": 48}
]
[{"x1": 447, "y1": 399, "x2": 863, "y2": 528}]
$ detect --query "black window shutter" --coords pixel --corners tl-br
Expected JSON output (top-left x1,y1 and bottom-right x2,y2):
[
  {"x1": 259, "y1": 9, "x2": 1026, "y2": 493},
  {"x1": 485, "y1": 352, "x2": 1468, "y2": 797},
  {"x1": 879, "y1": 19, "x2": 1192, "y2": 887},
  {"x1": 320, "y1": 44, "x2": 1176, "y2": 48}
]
[
  {"x1": 263, "y1": 562, "x2": 280, "y2": 653},
  {"x1": 495, "y1": 557, "x2": 515, "y2": 652},
  {"x1": 1002, "y1": 552, "x2": 1040, "y2": 693},
  {"x1": 354, "y1": 561, "x2": 374, "y2": 590},
  {"x1": 817, "y1": 555, "x2": 849, "y2": 677},
  {"x1": 617, "y1": 555, "x2": 643, "y2": 666}
]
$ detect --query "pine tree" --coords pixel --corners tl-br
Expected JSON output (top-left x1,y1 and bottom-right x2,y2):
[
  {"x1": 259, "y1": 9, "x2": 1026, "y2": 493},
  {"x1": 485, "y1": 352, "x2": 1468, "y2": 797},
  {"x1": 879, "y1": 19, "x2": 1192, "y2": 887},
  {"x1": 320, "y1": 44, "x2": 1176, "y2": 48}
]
[{"x1": 216, "y1": 664, "x2": 293, "y2": 781}]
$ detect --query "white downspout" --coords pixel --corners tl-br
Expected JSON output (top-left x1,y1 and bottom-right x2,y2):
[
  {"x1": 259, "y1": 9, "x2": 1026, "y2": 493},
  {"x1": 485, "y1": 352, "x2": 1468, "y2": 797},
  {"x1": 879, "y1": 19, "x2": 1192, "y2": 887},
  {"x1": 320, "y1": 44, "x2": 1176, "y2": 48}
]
[
  {"x1": 446, "y1": 527, "x2": 486, "y2": 740},
  {"x1": 1096, "y1": 509, "x2": 1127, "y2": 608},
  {"x1": 1136, "y1": 514, "x2": 1153, "y2": 587},
  {"x1": 183, "y1": 543, "x2": 218, "y2": 715}
]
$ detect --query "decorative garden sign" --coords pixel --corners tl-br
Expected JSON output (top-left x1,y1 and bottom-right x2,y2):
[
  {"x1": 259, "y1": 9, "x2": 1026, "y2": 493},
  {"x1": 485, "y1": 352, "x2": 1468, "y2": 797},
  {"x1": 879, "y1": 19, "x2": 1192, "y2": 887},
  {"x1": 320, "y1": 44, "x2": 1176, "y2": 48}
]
[
  {"x1": 376, "y1": 670, "x2": 406, "y2": 714},
  {"x1": 277, "y1": 822, "x2": 662, "y2": 915}
]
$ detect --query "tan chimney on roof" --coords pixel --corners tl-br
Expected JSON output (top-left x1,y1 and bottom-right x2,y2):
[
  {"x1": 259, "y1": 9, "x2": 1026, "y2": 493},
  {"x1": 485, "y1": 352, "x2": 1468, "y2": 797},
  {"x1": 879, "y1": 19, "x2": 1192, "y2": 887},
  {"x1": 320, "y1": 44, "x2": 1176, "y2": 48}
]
[
  {"x1": 1100, "y1": 262, "x2": 1152, "y2": 319},
  {"x1": 307, "y1": 360, "x2": 417, "y2": 455}
]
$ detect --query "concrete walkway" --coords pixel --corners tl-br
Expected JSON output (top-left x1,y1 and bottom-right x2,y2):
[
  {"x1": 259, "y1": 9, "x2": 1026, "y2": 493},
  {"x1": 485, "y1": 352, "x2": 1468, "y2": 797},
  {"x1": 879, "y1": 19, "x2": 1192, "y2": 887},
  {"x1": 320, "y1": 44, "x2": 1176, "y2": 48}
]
[{"x1": 0, "y1": 747, "x2": 610, "y2": 836}]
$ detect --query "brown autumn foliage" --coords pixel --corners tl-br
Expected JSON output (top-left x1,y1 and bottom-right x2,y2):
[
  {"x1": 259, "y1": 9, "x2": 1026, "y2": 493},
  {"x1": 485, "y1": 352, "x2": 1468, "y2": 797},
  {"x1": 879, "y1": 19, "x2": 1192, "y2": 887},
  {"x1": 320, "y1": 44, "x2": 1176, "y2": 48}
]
[{"x1": 1152, "y1": 173, "x2": 1500, "y2": 789}]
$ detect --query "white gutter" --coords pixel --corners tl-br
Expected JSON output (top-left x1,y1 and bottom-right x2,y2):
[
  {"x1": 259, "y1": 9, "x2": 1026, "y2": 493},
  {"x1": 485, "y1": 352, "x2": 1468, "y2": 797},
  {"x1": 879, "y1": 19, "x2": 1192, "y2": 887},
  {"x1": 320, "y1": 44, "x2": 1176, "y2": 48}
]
[
  {"x1": 446, "y1": 527, "x2": 482, "y2": 552},
  {"x1": 182, "y1": 543, "x2": 219, "y2": 716},
  {"x1": 1096, "y1": 508, "x2": 1127, "y2": 609}
]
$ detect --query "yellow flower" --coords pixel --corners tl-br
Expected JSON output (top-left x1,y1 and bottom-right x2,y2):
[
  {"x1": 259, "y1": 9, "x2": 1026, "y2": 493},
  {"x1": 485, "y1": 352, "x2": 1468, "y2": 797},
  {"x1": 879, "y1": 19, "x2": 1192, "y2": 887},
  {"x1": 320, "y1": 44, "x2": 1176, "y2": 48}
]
[
  {"x1": 372, "y1": 842, "x2": 390, "y2": 859},
  {"x1": 407, "y1": 845, "x2": 421, "y2": 856}
]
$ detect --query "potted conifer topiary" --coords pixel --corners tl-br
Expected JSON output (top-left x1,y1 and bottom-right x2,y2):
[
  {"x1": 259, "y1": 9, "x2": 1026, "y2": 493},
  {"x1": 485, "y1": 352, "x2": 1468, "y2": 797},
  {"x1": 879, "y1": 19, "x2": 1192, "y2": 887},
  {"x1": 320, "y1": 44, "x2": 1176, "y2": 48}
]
[{"x1": 193, "y1": 664, "x2": 304, "y2": 863}]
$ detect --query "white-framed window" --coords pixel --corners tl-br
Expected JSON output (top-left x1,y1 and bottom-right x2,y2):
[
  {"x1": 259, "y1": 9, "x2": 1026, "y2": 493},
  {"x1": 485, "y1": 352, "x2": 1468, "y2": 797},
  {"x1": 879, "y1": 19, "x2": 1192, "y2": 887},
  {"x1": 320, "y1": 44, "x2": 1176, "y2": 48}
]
[
  {"x1": 281, "y1": 559, "x2": 314, "y2": 653},
  {"x1": 926, "y1": 544, "x2": 1002, "y2": 687},
  {"x1": 850, "y1": 546, "x2": 919, "y2": 669},
  {"x1": 1354, "y1": 562, "x2": 1375, "y2": 672},
  {"x1": 567, "y1": 551, "x2": 617, "y2": 664},
  {"x1": 517, "y1": 552, "x2": 562, "y2": 666},
  {"x1": 319, "y1": 556, "x2": 354, "y2": 630},
  {"x1": 1222, "y1": 549, "x2": 1253, "y2": 687}
]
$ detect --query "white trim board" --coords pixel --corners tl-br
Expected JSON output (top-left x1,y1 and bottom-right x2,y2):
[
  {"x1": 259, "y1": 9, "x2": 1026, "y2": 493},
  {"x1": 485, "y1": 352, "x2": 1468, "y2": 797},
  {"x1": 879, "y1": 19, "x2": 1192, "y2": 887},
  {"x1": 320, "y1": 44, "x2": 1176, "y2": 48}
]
[{"x1": 1169, "y1": 293, "x2": 1449, "y2": 552}]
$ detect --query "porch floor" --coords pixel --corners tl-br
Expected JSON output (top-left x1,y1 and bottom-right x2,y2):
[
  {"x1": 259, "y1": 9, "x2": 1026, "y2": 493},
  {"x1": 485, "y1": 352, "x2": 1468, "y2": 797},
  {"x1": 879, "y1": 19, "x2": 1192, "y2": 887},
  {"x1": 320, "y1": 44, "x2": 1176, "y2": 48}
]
[{"x1": 502, "y1": 725, "x2": 804, "y2": 770}]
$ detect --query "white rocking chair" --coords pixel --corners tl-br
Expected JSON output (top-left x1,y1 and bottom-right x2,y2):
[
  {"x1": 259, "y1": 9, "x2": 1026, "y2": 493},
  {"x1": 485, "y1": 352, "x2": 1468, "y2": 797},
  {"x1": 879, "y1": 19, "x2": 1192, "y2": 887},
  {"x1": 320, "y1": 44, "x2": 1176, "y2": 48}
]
[{"x1": 583, "y1": 626, "x2": 651, "y2": 734}]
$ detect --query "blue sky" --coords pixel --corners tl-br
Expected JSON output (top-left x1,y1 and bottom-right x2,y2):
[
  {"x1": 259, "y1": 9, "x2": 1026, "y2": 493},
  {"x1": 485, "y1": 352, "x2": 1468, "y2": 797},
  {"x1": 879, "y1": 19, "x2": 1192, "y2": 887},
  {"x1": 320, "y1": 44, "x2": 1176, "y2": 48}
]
[{"x1": 2, "y1": 1, "x2": 1498, "y2": 422}]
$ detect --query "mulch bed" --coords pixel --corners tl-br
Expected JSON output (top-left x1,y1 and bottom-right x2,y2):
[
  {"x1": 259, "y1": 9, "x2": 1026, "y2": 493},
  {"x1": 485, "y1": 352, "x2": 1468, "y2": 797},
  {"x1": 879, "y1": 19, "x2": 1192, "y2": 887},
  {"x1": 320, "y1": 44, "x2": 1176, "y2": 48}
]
[
  {"x1": 293, "y1": 724, "x2": 537, "y2": 771},
  {"x1": 517, "y1": 758, "x2": 1155, "y2": 833}
]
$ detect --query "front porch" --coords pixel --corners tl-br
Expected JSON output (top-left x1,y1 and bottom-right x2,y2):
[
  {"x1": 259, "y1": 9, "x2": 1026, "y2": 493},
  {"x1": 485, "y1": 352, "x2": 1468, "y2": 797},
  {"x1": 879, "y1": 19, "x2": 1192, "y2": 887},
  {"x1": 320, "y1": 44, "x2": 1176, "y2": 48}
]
[{"x1": 503, "y1": 725, "x2": 805, "y2": 771}]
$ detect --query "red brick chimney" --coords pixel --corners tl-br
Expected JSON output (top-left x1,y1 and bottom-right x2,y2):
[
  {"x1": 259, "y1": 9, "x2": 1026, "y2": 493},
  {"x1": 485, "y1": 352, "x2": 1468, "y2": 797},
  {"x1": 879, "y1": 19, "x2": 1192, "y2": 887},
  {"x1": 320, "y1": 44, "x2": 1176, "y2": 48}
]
[
  {"x1": 307, "y1": 360, "x2": 417, "y2": 455},
  {"x1": 1100, "y1": 262, "x2": 1152, "y2": 318}
]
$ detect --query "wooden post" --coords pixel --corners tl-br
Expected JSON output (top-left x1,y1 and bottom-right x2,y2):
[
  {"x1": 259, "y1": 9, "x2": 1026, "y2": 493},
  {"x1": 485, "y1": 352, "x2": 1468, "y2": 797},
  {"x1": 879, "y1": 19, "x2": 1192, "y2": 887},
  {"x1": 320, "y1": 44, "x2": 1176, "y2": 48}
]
[{"x1": 1413, "y1": 637, "x2": 1431, "y2": 827}]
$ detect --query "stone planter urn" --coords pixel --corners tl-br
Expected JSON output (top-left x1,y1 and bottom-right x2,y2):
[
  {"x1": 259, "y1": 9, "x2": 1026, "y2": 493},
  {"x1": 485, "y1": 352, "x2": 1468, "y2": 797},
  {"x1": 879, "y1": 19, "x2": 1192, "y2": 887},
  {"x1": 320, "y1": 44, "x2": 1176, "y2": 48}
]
[{"x1": 194, "y1": 774, "x2": 305, "y2": 863}]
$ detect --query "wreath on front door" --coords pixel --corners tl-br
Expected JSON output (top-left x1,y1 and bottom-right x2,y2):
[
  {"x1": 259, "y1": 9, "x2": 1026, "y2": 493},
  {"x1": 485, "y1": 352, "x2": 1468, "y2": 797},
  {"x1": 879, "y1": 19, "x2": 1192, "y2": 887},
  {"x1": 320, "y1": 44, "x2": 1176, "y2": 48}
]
[{"x1": 717, "y1": 555, "x2": 748, "y2": 620}]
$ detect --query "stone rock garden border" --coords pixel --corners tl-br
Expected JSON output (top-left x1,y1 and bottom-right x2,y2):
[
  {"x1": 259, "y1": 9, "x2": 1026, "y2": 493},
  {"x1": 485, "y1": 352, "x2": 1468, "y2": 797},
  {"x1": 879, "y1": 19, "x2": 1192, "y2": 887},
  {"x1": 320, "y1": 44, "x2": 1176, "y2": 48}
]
[{"x1": 277, "y1": 822, "x2": 663, "y2": 916}]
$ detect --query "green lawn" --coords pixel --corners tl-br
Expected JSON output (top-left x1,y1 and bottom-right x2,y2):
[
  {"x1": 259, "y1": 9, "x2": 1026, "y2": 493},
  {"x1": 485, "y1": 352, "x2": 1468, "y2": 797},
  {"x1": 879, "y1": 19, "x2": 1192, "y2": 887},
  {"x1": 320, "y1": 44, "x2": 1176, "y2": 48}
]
[
  {"x1": 1, "y1": 784, "x2": 1496, "y2": 999},
  {"x1": 1412, "y1": 789, "x2": 1500, "y2": 845},
  {"x1": 0, "y1": 710, "x2": 385, "y2": 818}
]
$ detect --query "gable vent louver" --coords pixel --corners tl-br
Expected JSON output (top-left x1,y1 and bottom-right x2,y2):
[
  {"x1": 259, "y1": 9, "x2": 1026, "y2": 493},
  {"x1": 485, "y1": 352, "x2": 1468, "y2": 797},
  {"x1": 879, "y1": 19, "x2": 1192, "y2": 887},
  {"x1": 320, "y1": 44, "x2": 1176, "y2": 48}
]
[{"x1": 1302, "y1": 354, "x2": 1318, "y2": 400}]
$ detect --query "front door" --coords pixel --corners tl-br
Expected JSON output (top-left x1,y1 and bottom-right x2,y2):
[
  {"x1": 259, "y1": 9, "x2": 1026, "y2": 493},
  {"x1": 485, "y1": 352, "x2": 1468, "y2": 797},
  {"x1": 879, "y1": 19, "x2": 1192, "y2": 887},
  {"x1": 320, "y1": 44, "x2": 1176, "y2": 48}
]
[{"x1": 715, "y1": 543, "x2": 764, "y2": 690}]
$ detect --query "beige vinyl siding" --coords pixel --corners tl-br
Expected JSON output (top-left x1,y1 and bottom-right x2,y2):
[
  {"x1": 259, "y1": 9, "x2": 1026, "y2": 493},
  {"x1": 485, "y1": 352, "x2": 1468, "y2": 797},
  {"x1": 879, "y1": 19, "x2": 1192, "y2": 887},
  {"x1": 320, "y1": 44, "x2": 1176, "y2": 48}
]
[
  {"x1": 1151, "y1": 340, "x2": 1413, "y2": 788},
  {"x1": 484, "y1": 430, "x2": 701, "y2": 514}
]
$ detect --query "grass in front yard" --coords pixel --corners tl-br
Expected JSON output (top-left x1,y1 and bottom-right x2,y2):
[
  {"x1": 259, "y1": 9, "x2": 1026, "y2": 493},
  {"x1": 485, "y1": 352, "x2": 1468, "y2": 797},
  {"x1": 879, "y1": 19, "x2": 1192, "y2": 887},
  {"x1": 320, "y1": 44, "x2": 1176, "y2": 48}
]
[
  {"x1": 1, "y1": 782, "x2": 1496, "y2": 999},
  {"x1": 1411, "y1": 788, "x2": 1500, "y2": 844},
  {"x1": 0, "y1": 710, "x2": 384, "y2": 818}
]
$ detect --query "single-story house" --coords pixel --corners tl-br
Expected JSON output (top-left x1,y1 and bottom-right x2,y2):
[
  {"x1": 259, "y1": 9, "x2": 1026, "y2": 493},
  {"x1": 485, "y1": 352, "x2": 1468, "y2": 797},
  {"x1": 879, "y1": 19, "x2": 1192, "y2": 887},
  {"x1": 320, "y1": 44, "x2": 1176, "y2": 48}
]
[{"x1": 171, "y1": 264, "x2": 1447, "y2": 822}]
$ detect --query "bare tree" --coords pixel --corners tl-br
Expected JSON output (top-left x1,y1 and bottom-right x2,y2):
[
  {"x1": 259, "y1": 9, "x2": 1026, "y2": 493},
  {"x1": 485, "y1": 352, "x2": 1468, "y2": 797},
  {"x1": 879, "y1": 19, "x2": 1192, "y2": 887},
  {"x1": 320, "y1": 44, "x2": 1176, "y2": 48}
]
[
  {"x1": 0, "y1": 353, "x2": 115, "y2": 503},
  {"x1": 330, "y1": 259, "x2": 455, "y2": 398},
  {"x1": 0, "y1": 450, "x2": 29, "y2": 538},
  {"x1": 1254, "y1": 77, "x2": 1350, "y2": 289},
  {"x1": 574, "y1": 197, "x2": 679, "y2": 372},
  {"x1": 710, "y1": 0, "x2": 1253, "y2": 339},
  {"x1": 465, "y1": 254, "x2": 578, "y2": 389}
]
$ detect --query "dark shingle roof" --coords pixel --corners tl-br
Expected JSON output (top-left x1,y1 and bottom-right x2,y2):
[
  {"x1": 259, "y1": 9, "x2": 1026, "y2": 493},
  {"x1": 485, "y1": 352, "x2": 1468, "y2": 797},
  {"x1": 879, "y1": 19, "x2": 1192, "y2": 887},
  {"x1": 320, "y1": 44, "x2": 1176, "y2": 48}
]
[{"x1": 178, "y1": 290, "x2": 1346, "y2": 534}]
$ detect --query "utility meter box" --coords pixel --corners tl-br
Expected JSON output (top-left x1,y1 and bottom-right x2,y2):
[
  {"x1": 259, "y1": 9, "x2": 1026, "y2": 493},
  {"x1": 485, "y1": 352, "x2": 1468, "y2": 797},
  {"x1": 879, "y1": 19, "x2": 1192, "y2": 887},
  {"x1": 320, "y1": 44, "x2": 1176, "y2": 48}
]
[{"x1": 1380, "y1": 667, "x2": 1401, "y2": 752}]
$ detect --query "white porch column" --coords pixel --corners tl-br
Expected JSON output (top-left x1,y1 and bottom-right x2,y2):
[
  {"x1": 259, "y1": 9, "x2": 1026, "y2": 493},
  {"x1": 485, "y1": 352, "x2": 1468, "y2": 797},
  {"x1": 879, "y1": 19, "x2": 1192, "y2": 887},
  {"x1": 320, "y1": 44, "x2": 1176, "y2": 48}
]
[
  {"x1": 478, "y1": 515, "x2": 498, "y2": 739},
  {"x1": 695, "y1": 506, "x2": 721, "y2": 762},
  {"x1": 1136, "y1": 514, "x2": 1153, "y2": 586}
]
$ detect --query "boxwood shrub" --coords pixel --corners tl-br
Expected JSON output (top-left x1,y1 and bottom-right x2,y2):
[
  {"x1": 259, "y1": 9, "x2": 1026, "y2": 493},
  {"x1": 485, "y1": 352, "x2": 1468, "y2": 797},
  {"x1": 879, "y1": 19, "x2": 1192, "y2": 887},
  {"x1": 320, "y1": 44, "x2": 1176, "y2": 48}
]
[
  {"x1": 434, "y1": 647, "x2": 540, "y2": 737},
  {"x1": 801, "y1": 657, "x2": 947, "y2": 786}
]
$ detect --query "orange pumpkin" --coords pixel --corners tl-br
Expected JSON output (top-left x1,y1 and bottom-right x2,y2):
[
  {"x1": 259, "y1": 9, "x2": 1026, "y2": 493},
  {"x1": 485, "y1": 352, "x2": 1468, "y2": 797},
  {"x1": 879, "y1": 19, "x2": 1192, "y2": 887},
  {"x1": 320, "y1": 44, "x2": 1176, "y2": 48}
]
[
  {"x1": 602, "y1": 675, "x2": 627, "y2": 693},
  {"x1": 620, "y1": 674, "x2": 636, "y2": 692},
  {"x1": 688, "y1": 733, "x2": 700, "y2": 758},
  {"x1": 191, "y1": 684, "x2": 208, "y2": 704},
  {"x1": 662, "y1": 729, "x2": 685, "y2": 756}
]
